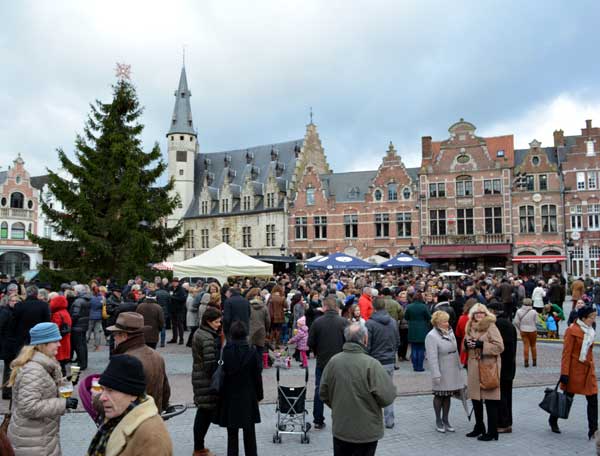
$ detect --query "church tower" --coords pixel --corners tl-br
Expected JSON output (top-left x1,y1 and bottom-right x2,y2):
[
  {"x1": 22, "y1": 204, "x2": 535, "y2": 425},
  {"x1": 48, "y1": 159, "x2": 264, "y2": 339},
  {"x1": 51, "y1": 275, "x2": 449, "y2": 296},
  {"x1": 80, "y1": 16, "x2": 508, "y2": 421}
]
[{"x1": 167, "y1": 65, "x2": 197, "y2": 235}]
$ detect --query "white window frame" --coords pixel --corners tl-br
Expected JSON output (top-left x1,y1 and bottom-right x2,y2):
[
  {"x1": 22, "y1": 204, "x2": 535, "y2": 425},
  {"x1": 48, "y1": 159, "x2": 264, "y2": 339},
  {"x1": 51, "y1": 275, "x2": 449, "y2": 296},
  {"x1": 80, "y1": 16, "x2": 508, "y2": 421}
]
[
  {"x1": 588, "y1": 172, "x2": 598, "y2": 190},
  {"x1": 589, "y1": 204, "x2": 600, "y2": 230},
  {"x1": 577, "y1": 172, "x2": 586, "y2": 190},
  {"x1": 571, "y1": 205, "x2": 583, "y2": 230}
]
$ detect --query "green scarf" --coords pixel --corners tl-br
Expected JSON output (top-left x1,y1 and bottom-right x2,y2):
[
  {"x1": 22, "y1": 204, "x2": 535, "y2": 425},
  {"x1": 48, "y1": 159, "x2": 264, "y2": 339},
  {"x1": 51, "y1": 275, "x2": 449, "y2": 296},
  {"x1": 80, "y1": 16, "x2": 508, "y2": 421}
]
[{"x1": 86, "y1": 396, "x2": 145, "y2": 456}]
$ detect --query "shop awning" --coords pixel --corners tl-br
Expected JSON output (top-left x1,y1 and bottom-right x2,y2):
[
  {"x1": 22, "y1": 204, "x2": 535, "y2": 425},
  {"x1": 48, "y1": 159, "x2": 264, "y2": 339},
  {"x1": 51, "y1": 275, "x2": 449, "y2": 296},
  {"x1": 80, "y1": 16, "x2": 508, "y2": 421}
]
[
  {"x1": 512, "y1": 255, "x2": 566, "y2": 264},
  {"x1": 420, "y1": 244, "x2": 511, "y2": 258}
]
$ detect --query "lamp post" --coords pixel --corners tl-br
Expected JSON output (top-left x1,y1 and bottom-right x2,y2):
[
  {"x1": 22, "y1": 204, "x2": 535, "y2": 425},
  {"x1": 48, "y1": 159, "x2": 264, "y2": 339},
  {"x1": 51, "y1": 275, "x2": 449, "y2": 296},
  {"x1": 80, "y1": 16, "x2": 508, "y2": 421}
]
[
  {"x1": 566, "y1": 239, "x2": 574, "y2": 277},
  {"x1": 280, "y1": 244, "x2": 286, "y2": 256}
]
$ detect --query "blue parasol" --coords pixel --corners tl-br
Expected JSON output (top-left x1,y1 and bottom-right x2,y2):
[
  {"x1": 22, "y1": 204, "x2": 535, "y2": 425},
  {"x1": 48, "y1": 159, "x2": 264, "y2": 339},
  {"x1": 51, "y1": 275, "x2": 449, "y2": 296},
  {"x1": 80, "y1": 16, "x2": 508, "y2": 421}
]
[
  {"x1": 378, "y1": 253, "x2": 431, "y2": 269},
  {"x1": 305, "y1": 252, "x2": 373, "y2": 270}
]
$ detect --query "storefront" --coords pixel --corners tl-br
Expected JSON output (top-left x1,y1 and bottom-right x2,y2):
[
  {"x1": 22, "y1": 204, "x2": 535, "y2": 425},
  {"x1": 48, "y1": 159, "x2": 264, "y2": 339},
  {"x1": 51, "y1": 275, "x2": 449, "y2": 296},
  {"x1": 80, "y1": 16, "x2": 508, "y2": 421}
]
[
  {"x1": 420, "y1": 244, "x2": 512, "y2": 272},
  {"x1": 512, "y1": 253, "x2": 565, "y2": 278}
]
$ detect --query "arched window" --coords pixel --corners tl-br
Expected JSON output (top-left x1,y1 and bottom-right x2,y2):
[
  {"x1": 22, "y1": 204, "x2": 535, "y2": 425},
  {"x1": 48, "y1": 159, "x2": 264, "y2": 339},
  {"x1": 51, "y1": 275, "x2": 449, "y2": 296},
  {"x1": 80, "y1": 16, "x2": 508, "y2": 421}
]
[
  {"x1": 0, "y1": 252, "x2": 30, "y2": 277},
  {"x1": 11, "y1": 222, "x2": 25, "y2": 240},
  {"x1": 402, "y1": 187, "x2": 411, "y2": 200},
  {"x1": 374, "y1": 189, "x2": 383, "y2": 201},
  {"x1": 388, "y1": 183, "x2": 398, "y2": 201},
  {"x1": 455, "y1": 176, "x2": 473, "y2": 197},
  {"x1": 10, "y1": 192, "x2": 24, "y2": 209},
  {"x1": 0, "y1": 222, "x2": 7, "y2": 239}
]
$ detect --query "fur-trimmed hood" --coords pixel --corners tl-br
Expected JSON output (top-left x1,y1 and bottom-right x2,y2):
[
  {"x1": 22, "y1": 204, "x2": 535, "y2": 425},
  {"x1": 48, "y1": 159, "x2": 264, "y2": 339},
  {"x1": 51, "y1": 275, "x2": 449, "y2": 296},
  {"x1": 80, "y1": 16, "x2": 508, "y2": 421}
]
[{"x1": 466, "y1": 313, "x2": 496, "y2": 336}]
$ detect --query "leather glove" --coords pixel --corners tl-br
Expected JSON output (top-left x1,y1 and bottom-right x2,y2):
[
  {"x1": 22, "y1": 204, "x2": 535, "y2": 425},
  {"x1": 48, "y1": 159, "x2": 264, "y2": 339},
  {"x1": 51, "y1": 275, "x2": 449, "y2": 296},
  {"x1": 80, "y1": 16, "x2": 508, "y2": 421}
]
[
  {"x1": 474, "y1": 340, "x2": 484, "y2": 349},
  {"x1": 559, "y1": 375, "x2": 569, "y2": 385},
  {"x1": 66, "y1": 397, "x2": 79, "y2": 410}
]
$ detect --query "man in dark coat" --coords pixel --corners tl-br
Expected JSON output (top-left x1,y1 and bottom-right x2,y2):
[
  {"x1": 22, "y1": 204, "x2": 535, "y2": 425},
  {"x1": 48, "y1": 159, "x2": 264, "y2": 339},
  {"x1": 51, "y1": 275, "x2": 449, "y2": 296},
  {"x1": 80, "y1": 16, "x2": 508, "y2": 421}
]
[
  {"x1": 366, "y1": 297, "x2": 400, "y2": 429},
  {"x1": 548, "y1": 278, "x2": 565, "y2": 310},
  {"x1": 136, "y1": 296, "x2": 165, "y2": 349},
  {"x1": 168, "y1": 278, "x2": 187, "y2": 344},
  {"x1": 495, "y1": 278, "x2": 515, "y2": 319},
  {"x1": 70, "y1": 284, "x2": 91, "y2": 370},
  {"x1": 222, "y1": 286, "x2": 251, "y2": 339},
  {"x1": 487, "y1": 301, "x2": 517, "y2": 433},
  {"x1": 14, "y1": 285, "x2": 50, "y2": 349},
  {"x1": 308, "y1": 296, "x2": 349, "y2": 430},
  {"x1": 107, "y1": 312, "x2": 171, "y2": 412},
  {"x1": 154, "y1": 285, "x2": 171, "y2": 347},
  {"x1": 0, "y1": 294, "x2": 19, "y2": 399},
  {"x1": 524, "y1": 277, "x2": 536, "y2": 299}
]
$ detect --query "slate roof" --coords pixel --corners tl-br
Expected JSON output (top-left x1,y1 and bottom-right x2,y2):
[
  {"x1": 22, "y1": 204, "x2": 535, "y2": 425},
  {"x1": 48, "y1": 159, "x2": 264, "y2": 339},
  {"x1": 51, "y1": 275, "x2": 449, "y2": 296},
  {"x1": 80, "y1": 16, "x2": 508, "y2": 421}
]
[
  {"x1": 184, "y1": 138, "x2": 302, "y2": 218},
  {"x1": 167, "y1": 67, "x2": 195, "y2": 136},
  {"x1": 514, "y1": 147, "x2": 559, "y2": 167},
  {"x1": 319, "y1": 171, "x2": 377, "y2": 202},
  {"x1": 0, "y1": 171, "x2": 6, "y2": 186}
]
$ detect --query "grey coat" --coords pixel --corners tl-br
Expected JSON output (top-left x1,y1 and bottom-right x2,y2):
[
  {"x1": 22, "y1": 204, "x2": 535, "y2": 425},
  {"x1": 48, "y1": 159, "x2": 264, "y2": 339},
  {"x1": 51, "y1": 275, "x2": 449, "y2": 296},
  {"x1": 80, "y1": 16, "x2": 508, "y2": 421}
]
[
  {"x1": 186, "y1": 294, "x2": 200, "y2": 328},
  {"x1": 425, "y1": 328, "x2": 465, "y2": 392},
  {"x1": 8, "y1": 351, "x2": 66, "y2": 456},
  {"x1": 366, "y1": 310, "x2": 400, "y2": 366}
]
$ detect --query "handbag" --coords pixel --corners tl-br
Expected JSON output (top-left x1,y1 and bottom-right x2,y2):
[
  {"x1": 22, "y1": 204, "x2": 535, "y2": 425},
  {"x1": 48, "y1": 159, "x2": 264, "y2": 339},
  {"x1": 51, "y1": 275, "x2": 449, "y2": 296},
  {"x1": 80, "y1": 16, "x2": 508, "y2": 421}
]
[
  {"x1": 59, "y1": 314, "x2": 71, "y2": 337},
  {"x1": 478, "y1": 354, "x2": 500, "y2": 390},
  {"x1": 539, "y1": 380, "x2": 573, "y2": 419},
  {"x1": 209, "y1": 345, "x2": 225, "y2": 394},
  {"x1": 0, "y1": 400, "x2": 15, "y2": 456}
]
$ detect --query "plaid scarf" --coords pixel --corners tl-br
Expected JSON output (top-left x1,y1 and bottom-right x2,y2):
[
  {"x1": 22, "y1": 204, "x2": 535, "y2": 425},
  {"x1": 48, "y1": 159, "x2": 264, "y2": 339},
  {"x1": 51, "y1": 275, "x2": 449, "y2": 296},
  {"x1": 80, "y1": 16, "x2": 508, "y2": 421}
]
[{"x1": 86, "y1": 397, "x2": 144, "y2": 456}]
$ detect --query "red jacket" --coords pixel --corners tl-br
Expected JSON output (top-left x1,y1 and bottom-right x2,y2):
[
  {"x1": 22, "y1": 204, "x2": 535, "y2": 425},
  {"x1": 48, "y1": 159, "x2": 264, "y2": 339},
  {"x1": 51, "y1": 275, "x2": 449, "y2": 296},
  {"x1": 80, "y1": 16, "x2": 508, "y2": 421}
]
[
  {"x1": 50, "y1": 295, "x2": 72, "y2": 362},
  {"x1": 358, "y1": 294, "x2": 373, "y2": 321},
  {"x1": 455, "y1": 314, "x2": 469, "y2": 365}
]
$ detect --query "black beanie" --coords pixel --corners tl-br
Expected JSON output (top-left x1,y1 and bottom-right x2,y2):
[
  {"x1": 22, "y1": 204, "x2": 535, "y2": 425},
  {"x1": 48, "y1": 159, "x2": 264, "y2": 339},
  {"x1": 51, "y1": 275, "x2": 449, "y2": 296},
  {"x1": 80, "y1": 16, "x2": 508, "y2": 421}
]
[
  {"x1": 99, "y1": 354, "x2": 146, "y2": 396},
  {"x1": 577, "y1": 305, "x2": 597, "y2": 320}
]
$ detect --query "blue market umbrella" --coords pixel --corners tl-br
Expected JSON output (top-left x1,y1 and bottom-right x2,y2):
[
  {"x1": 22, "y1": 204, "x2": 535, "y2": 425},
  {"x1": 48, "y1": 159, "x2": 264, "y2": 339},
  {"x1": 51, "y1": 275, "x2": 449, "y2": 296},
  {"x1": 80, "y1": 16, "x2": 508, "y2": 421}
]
[
  {"x1": 305, "y1": 252, "x2": 373, "y2": 270},
  {"x1": 378, "y1": 253, "x2": 431, "y2": 269}
]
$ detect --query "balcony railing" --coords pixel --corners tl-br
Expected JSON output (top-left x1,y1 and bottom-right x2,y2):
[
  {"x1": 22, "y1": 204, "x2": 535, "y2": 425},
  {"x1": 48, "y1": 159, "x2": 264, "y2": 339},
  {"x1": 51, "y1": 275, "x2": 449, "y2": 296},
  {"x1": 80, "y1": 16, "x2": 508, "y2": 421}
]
[
  {"x1": 424, "y1": 234, "x2": 512, "y2": 245},
  {"x1": 0, "y1": 208, "x2": 34, "y2": 219}
]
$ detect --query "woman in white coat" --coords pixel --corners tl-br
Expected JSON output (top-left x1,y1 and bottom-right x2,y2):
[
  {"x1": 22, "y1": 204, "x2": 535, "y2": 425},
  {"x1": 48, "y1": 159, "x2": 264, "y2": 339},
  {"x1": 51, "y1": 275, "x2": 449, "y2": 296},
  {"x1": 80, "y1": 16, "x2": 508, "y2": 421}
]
[
  {"x1": 531, "y1": 281, "x2": 546, "y2": 312},
  {"x1": 425, "y1": 310, "x2": 465, "y2": 433}
]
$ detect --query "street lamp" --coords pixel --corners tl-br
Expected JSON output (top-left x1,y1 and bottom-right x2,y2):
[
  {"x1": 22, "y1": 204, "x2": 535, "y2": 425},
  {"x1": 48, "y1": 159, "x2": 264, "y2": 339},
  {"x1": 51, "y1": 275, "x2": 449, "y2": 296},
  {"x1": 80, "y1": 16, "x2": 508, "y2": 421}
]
[
  {"x1": 566, "y1": 239, "x2": 574, "y2": 276},
  {"x1": 280, "y1": 244, "x2": 286, "y2": 256}
]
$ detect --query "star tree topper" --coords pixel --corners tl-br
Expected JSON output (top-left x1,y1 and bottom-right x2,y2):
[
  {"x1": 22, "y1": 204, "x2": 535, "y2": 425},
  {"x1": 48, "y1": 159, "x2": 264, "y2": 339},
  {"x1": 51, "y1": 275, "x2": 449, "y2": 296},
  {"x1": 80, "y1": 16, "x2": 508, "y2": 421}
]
[{"x1": 115, "y1": 62, "x2": 131, "y2": 80}]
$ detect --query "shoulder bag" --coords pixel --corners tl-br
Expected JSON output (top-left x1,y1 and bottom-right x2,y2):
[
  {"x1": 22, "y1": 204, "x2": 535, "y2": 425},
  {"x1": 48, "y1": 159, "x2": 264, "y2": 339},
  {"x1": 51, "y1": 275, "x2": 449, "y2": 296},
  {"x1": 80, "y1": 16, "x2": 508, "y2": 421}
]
[
  {"x1": 209, "y1": 344, "x2": 225, "y2": 394},
  {"x1": 0, "y1": 400, "x2": 15, "y2": 456},
  {"x1": 478, "y1": 353, "x2": 500, "y2": 390},
  {"x1": 59, "y1": 314, "x2": 71, "y2": 337}
]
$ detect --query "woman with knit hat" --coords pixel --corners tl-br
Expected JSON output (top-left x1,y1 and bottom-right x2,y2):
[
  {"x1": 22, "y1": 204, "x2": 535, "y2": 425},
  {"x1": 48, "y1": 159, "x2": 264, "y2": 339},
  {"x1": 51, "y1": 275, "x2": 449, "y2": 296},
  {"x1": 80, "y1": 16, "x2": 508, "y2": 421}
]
[
  {"x1": 7, "y1": 322, "x2": 79, "y2": 455},
  {"x1": 87, "y1": 354, "x2": 172, "y2": 455},
  {"x1": 548, "y1": 305, "x2": 598, "y2": 439}
]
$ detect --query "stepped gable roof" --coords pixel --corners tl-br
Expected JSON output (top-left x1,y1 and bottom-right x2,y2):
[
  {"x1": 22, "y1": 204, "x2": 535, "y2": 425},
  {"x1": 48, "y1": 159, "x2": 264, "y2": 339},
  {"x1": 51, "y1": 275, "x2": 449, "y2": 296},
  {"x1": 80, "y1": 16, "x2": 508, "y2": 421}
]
[
  {"x1": 319, "y1": 170, "x2": 377, "y2": 202},
  {"x1": 193, "y1": 138, "x2": 302, "y2": 196}
]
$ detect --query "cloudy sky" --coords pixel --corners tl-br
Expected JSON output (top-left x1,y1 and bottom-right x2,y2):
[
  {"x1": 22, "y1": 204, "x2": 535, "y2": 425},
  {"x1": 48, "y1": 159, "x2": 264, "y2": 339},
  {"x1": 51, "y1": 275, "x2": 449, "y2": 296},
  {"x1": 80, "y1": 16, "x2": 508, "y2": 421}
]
[{"x1": 2, "y1": 0, "x2": 600, "y2": 177}]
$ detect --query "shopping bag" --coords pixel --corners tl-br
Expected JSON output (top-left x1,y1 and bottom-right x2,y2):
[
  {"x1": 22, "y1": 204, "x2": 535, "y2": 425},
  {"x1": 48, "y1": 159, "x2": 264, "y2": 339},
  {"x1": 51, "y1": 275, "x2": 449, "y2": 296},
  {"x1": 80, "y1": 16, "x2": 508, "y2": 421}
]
[{"x1": 539, "y1": 380, "x2": 573, "y2": 419}]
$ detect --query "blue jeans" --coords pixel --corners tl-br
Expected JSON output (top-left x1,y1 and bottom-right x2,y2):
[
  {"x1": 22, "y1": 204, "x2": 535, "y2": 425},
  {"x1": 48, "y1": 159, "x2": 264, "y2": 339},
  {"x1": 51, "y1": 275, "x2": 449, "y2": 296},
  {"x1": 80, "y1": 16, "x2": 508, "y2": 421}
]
[
  {"x1": 410, "y1": 343, "x2": 425, "y2": 371},
  {"x1": 313, "y1": 366, "x2": 324, "y2": 425}
]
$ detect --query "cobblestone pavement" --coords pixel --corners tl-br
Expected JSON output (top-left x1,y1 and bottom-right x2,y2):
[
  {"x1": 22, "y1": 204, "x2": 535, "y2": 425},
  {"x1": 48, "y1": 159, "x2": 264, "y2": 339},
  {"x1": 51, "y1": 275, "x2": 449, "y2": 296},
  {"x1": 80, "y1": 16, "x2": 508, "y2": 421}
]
[{"x1": 59, "y1": 385, "x2": 597, "y2": 455}]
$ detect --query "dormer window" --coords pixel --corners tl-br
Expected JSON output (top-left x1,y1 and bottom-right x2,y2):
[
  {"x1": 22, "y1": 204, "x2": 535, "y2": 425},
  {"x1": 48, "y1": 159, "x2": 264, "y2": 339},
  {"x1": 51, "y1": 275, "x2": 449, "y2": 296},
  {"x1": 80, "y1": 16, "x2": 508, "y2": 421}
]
[
  {"x1": 306, "y1": 188, "x2": 315, "y2": 206},
  {"x1": 221, "y1": 199, "x2": 229, "y2": 213},
  {"x1": 201, "y1": 200, "x2": 209, "y2": 215},
  {"x1": 587, "y1": 140, "x2": 595, "y2": 156},
  {"x1": 266, "y1": 192, "x2": 276, "y2": 208},
  {"x1": 497, "y1": 149, "x2": 505, "y2": 158}
]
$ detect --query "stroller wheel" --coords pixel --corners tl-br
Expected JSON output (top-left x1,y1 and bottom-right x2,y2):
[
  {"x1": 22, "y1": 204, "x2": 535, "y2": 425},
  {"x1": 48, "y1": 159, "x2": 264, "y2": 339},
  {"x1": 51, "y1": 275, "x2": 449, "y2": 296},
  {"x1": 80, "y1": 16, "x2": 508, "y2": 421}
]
[{"x1": 301, "y1": 434, "x2": 310, "y2": 444}]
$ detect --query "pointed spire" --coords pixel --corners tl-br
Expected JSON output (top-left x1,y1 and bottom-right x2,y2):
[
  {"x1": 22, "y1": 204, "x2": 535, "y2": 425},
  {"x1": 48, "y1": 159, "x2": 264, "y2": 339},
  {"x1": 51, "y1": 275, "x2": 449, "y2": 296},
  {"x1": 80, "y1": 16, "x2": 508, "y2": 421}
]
[{"x1": 167, "y1": 66, "x2": 196, "y2": 136}]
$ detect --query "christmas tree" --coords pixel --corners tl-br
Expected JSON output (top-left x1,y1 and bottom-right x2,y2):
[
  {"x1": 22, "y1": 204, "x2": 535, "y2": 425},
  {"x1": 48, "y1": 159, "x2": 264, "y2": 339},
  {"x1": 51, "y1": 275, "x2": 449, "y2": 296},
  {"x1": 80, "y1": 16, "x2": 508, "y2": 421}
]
[{"x1": 31, "y1": 68, "x2": 185, "y2": 284}]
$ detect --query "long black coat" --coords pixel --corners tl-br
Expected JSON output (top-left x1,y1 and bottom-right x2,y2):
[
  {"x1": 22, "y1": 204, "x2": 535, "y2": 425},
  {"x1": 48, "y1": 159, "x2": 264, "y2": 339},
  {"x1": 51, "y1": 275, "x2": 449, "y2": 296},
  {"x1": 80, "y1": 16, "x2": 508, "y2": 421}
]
[
  {"x1": 217, "y1": 340, "x2": 263, "y2": 428},
  {"x1": 495, "y1": 315, "x2": 517, "y2": 381},
  {"x1": 192, "y1": 325, "x2": 221, "y2": 410},
  {"x1": 15, "y1": 297, "x2": 50, "y2": 347},
  {"x1": 223, "y1": 292, "x2": 251, "y2": 336},
  {"x1": 0, "y1": 305, "x2": 19, "y2": 359}
]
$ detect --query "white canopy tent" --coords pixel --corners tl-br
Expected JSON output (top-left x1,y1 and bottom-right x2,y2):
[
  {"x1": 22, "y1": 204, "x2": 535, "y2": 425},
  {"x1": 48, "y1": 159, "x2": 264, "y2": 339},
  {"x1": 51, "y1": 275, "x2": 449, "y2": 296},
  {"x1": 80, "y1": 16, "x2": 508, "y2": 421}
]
[{"x1": 172, "y1": 243, "x2": 273, "y2": 285}]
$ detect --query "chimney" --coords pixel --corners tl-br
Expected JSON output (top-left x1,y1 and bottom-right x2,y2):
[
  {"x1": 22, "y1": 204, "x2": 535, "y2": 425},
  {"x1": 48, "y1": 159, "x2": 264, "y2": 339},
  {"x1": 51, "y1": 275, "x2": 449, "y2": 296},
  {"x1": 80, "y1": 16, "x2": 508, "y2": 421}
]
[
  {"x1": 586, "y1": 119, "x2": 593, "y2": 130},
  {"x1": 553, "y1": 129, "x2": 564, "y2": 147},
  {"x1": 422, "y1": 136, "x2": 432, "y2": 160}
]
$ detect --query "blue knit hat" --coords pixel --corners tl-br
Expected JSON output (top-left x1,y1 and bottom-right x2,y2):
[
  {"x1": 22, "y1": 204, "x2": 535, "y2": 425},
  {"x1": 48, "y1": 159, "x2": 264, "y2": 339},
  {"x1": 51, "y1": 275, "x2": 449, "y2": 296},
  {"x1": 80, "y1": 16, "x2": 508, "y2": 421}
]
[{"x1": 29, "y1": 322, "x2": 62, "y2": 345}]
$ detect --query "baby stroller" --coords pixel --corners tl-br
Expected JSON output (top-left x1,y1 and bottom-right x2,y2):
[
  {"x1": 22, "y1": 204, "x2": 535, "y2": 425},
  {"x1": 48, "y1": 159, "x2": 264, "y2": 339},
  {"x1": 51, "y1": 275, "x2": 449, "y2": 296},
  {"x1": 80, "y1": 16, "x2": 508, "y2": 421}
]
[
  {"x1": 536, "y1": 313, "x2": 549, "y2": 338},
  {"x1": 273, "y1": 366, "x2": 311, "y2": 444}
]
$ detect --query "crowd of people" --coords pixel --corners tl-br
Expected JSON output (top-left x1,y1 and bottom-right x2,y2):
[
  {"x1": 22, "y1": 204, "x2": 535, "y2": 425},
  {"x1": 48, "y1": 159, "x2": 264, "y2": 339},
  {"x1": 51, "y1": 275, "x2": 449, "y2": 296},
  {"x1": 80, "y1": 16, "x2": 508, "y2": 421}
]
[{"x1": 0, "y1": 269, "x2": 598, "y2": 455}]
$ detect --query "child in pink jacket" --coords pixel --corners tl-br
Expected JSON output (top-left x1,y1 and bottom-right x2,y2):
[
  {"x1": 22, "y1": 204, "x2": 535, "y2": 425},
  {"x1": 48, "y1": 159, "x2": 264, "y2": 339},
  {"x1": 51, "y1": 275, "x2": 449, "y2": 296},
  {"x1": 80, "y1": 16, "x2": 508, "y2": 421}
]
[{"x1": 288, "y1": 316, "x2": 309, "y2": 368}]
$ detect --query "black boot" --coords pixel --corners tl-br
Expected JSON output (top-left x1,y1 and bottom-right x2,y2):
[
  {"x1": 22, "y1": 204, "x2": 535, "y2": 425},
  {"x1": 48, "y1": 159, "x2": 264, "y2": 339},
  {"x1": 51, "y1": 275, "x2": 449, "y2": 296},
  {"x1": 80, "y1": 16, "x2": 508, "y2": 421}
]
[
  {"x1": 549, "y1": 416, "x2": 561, "y2": 434},
  {"x1": 477, "y1": 433, "x2": 498, "y2": 441},
  {"x1": 466, "y1": 425, "x2": 485, "y2": 438},
  {"x1": 467, "y1": 400, "x2": 486, "y2": 437}
]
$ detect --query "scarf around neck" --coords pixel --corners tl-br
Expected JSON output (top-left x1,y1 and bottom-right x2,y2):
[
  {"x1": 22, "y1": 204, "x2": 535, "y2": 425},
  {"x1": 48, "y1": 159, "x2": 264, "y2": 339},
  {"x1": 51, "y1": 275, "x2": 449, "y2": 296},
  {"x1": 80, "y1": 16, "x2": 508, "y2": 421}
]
[
  {"x1": 576, "y1": 319, "x2": 595, "y2": 362},
  {"x1": 86, "y1": 396, "x2": 145, "y2": 456}
]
